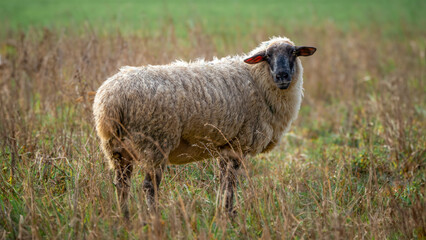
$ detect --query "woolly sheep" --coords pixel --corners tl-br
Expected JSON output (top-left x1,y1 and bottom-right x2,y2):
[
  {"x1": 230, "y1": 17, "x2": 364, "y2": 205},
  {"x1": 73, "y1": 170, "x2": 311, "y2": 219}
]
[{"x1": 93, "y1": 36, "x2": 316, "y2": 217}]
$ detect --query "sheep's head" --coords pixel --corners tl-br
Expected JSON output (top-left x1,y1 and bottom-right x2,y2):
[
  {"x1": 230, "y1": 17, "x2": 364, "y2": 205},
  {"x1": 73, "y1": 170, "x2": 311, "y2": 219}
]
[{"x1": 244, "y1": 41, "x2": 316, "y2": 89}]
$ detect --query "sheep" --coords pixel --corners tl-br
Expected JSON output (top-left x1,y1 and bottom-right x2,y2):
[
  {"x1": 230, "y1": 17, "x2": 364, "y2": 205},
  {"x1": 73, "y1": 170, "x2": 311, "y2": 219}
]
[{"x1": 93, "y1": 36, "x2": 316, "y2": 217}]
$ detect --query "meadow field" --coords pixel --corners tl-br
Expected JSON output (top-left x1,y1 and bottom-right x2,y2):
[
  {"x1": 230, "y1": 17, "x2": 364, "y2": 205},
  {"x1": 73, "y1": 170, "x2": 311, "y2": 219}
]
[{"x1": 0, "y1": 0, "x2": 425, "y2": 239}]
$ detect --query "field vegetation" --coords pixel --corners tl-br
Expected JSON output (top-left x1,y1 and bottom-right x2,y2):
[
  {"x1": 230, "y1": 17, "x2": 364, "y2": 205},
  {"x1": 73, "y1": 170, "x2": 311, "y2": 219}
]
[{"x1": 0, "y1": 0, "x2": 425, "y2": 239}]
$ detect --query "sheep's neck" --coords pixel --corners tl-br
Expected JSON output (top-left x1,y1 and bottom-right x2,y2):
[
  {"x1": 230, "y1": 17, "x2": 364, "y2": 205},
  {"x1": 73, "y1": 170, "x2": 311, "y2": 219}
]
[{"x1": 249, "y1": 62, "x2": 303, "y2": 131}]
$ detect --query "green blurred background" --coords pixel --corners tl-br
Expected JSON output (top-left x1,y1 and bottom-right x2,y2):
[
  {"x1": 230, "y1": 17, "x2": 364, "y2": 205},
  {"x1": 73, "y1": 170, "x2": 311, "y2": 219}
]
[{"x1": 1, "y1": 0, "x2": 425, "y2": 36}]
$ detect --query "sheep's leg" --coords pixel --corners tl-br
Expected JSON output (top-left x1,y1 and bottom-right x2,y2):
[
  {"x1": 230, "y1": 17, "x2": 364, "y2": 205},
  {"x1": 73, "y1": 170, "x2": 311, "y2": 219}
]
[
  {"x1": 143, "y1": 166, "x2": 164, "y2": 211},
  {"x1": 112, "y1": 149, "x2": 134, "y2": 219},
  {"x1": 219, "y1": 156, "x2": 241, "y2": 217}
]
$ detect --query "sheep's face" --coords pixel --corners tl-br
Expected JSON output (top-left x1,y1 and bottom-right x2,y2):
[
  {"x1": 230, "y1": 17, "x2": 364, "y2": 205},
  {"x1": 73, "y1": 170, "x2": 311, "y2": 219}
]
[{"x1": 244, "y1": 43, "x2": 316, "y2": 89}]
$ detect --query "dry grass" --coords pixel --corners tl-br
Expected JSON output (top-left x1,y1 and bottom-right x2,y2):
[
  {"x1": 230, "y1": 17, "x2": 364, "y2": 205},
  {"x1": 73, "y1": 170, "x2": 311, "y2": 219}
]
[{"x1": 0, "y1": 24, "x2": 425, "y2": 239}]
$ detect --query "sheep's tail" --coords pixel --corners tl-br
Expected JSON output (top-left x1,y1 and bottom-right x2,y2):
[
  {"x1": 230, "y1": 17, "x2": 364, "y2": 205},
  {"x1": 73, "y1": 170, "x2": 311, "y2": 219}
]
[
  {"x1": 94, "y1": 100, "x2": 132, "y2": 168},
  {"x1": 94, "y1": 104, "x2": 125, "y2": 141},
  {"x1": 97, "y1": 115, "x2": 135, "y2": 169}
]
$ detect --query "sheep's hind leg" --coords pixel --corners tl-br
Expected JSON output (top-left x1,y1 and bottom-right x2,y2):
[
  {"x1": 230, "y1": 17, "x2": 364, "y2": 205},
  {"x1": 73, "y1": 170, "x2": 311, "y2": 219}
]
[
  {"x1": 141, "y1": 147, "x2": 168, "y2": 211},
  {"x1": 219, "y1": 155, "x2": 241, "y2": 217},
  {"x1": 112, "y1": 148, "x2": 134, "y2": 219},
  {"x1": 139, "y1": 133, "x2": 176, "y2": 211},
  {"x1": 143, "y1": 166, "x2": 164, "y2": 211}
]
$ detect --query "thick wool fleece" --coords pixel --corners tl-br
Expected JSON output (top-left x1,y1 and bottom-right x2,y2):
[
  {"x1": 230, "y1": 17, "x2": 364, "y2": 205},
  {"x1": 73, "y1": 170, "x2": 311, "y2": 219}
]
[{"x1": 93, "y1": 37, "x2": 304, "y2": 168}]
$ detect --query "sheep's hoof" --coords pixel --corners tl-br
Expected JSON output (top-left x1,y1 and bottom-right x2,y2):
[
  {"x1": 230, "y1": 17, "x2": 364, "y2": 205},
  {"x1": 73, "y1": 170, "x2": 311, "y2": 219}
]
[
  {"x1": 226, "y1": 208, "x2": 237, "y2": 219},
  {"x1": 123, "y1": 208, "x2": 130, "y2": 221}
]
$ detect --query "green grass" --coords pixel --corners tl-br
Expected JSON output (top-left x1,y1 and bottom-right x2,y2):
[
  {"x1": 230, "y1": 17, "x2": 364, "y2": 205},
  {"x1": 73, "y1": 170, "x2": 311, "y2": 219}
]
[{"x1": 1, "y1": 0, "x2": 425, "y2": 35}]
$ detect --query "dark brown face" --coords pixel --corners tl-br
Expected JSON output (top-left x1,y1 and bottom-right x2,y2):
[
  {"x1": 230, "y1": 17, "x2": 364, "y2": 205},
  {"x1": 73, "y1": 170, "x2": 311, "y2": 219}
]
[
  {"x1": 244, "y1": 43, "x2": 316, "y2": 89},
  {"x1": 266, "y1": 44, "x2": 299, "y2": 89}
]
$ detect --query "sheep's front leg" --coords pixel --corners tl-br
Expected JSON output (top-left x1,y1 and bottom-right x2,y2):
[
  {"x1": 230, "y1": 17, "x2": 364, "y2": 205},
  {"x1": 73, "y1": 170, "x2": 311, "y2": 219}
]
[
  {"x1": 219, "y1": 156, "x2": 241, "y2": 217},
  {"x1": 143, "y1": 166, "x2": 164, "y2": 211}
]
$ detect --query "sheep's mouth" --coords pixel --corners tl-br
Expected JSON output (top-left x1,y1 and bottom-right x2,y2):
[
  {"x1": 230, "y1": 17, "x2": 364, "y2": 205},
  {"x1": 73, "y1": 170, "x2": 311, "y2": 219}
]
[{"x1": 276, "y1": 82, "x2": 291, "y2": 89}]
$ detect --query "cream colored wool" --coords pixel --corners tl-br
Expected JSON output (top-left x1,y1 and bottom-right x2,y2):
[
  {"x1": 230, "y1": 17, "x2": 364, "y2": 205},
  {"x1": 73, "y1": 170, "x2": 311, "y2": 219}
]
[{"x1": 93, "y1": 36, "x2": 304, "y2": 168}]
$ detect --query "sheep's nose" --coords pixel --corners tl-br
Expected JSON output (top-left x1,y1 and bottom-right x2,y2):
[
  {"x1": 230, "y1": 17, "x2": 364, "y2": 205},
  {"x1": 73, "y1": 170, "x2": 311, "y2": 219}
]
[{"x1": 276, "y1": 72, "x2": 289, "y2": 80}]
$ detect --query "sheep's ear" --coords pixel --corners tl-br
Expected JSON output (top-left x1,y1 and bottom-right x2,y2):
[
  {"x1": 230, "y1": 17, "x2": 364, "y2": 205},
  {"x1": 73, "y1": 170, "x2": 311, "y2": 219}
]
[
  {"x1": 244, "y1": 52, "x2": 266, "y2": 64},
  {"x1": 295, "y1": 46, "x2": 316, "y2": 57}
]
